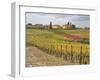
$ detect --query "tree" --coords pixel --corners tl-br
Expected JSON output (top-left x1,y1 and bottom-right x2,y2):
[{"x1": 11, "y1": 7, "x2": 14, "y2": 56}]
[
  {"x1": 27, "y1": 23, "x2": 32, "y2": 25},
  {"x1": 49, "y1": 21, "x2": 52, "y2": 30},
  {"x1": 67, "y1": 22, "x2": 70, "y2": 25},
  {"x1": 71, "y1": 24, "x2": 76, "y2": 29}
]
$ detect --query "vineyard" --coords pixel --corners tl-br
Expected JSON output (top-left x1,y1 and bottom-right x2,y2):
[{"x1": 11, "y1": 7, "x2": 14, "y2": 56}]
[{"x1": 26, "y1": 28, "x2": 89, "y2": 66}]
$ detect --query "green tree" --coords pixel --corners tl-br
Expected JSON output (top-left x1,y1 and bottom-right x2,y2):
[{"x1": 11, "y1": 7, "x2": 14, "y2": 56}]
[
  {"x1": 49, "y1": 21, "x2": 52, "y2": 30},
  {"x1": 72, "y1": 24, "x2": 76, "y2": 29}
]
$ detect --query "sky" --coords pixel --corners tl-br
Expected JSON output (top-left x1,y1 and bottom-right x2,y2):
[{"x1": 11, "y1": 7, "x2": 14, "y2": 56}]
[{"x1": 25, "y1": 13, "x2": 90, "y2": 28}]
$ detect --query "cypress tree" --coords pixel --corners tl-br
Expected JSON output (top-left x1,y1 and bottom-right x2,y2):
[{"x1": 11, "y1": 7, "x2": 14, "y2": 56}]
[{"x1": 49, "y1": 21, "x2": 52, "y2": 30}]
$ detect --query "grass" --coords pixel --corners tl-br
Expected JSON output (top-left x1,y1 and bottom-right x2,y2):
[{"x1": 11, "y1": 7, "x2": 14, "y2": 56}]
[
  {"x1": 26, "y1": 28, "x2": 89, "y2": 55},
  {"x1": 26, "y1": 28, "x2": 90, "y2": 66}
]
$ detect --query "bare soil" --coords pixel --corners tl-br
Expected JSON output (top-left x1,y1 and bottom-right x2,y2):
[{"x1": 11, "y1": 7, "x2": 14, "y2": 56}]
[{"x1": 26, "y1": 46, "x2": 76, "y2": 67}]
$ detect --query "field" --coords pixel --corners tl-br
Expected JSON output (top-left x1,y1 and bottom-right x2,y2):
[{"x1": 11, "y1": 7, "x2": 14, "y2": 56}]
[{"x1": 26, "y1": 28, "x2": 89, "y2": 67}]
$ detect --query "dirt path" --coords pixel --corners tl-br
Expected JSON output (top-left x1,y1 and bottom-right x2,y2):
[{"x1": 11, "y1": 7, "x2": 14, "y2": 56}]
[{"x1": 26, "y1": 46, "x2": 75, "y2": 67}]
